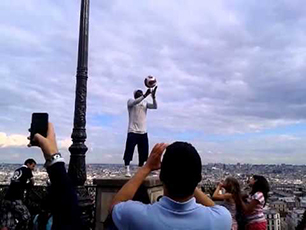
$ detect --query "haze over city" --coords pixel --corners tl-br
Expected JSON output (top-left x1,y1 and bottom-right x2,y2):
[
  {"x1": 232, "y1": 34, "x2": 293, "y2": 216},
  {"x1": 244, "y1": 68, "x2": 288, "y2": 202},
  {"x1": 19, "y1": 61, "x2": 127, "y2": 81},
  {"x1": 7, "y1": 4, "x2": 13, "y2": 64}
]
[{"x1": 1, "y1": 0, "x2": 306, "y2": 164}]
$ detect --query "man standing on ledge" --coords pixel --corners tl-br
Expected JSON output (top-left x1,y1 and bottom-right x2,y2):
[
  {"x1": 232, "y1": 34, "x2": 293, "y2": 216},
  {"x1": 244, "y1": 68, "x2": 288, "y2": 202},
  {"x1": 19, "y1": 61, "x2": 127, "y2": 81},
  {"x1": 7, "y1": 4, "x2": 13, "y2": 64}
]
[{"x1": 123, "y1": 85, "x2": 158, "y2": 177}]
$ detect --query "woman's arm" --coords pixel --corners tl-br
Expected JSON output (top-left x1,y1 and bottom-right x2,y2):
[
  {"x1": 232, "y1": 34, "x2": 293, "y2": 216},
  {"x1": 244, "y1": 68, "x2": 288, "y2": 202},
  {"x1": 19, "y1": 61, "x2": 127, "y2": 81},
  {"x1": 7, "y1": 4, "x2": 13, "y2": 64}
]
[
  {"x1": 212, "y1": 183, "x2": 233, "y2": 201},
  {"x1": 194, "y1": 187, "x2": 215, "y2": 207},
  {"x1": 212, "y1": 184, "x2": 223, "y2": 200}
]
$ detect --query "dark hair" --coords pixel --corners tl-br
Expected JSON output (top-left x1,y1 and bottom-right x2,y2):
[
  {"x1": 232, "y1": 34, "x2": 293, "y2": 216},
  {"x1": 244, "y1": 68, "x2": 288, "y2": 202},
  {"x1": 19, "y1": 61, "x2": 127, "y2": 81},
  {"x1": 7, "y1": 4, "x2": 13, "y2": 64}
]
[
  {"x1": 250, "y1": 175, "x2": 269, "y2": 206},
  {"x1": 134, "y1": 90, "x2": 143, "y2": 99},
  {"x1": 160, "y1": 142, "x2": 202, "y2": 199},
  {"x1": 24, "y1": 158, "x2": 37, "y2": 165},
  {"x1": 224, "y1": 177, "x2": 241, "y2": 197}
]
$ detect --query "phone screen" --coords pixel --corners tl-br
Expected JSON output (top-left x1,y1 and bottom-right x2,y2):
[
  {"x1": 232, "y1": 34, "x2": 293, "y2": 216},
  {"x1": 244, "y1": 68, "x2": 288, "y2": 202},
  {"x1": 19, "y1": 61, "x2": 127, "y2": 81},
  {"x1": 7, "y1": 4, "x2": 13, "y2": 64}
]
[{"x1": 30, "y1": 113, "x2": 49, "y2": 146}]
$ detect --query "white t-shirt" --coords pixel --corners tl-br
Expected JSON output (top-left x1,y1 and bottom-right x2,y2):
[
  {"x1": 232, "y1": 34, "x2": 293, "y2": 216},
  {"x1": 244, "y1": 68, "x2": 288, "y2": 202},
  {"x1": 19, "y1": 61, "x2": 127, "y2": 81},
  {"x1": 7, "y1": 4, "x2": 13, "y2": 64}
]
[{"x1": 127, "y1": 96, "x2": 157, "y2": 134}]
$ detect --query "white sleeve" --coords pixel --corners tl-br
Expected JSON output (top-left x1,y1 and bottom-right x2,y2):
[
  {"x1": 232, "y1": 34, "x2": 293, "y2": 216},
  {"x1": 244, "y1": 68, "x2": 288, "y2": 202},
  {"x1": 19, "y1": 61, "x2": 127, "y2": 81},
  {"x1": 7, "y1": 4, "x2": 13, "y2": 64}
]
[{"x1": 127, "y1": 96, "x2": 145, "y2": 107}]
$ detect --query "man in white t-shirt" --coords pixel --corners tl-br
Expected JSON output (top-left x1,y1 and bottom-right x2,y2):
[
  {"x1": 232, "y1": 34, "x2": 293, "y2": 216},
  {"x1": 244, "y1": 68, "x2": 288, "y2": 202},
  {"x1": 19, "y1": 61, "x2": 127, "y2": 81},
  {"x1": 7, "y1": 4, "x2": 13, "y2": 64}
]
[{"x1": 123, "y1": 86, "x2": 157, "y2": 177}]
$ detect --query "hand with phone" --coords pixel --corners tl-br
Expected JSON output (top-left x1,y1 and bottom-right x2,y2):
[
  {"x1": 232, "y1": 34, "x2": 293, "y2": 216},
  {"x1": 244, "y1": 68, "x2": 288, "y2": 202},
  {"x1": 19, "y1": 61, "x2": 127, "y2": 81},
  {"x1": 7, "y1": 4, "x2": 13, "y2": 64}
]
[
  {"x1": 33, "y1": 123, "x2": 59, "y2": 161},
  {"x1": 28, "y1": 113, "x2": 58, "y2": 160},
  {"x1": 28, "y1": 117, "x2": 83, "y2": 229}
]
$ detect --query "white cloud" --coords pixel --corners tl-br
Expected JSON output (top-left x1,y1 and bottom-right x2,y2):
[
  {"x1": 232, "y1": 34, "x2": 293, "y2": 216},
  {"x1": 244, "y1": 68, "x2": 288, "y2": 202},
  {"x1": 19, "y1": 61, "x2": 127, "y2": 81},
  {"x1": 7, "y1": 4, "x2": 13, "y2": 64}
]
[
  {"x1": 1, "y1": 0, "x2": 306, "y2": 163},
  {"x1": 58, "y1": 138, "x2": 72, "y2": 150},
  {"x1": 0, "y1": 133, "x2": 28, "y2": 148},
  {"x1": 0, "y1": 132, "x2": 73, "y2": 150}
]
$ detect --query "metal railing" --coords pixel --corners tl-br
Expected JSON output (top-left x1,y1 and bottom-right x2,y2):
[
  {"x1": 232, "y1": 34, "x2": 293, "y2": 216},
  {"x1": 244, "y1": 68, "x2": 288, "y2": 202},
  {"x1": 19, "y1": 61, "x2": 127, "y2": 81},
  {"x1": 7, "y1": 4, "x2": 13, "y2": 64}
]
[{"x1": 0, "y1": 184, "x2": 96, "y2": 227}]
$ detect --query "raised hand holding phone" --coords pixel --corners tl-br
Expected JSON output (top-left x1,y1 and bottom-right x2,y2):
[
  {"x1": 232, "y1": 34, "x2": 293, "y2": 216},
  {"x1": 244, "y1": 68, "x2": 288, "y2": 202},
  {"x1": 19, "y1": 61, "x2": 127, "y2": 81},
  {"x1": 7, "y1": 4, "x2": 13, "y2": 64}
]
[{"x1": 32, "y1": 122, "x2": 59, "y2": 161}]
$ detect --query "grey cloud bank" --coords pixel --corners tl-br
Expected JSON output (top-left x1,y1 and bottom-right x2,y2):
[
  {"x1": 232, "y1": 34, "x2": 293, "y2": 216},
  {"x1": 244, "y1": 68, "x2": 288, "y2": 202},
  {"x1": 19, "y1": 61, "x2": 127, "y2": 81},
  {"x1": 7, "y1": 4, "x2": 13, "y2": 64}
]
[{"x1": 1, "y1": 0, "x2": 306, "y2": 164}]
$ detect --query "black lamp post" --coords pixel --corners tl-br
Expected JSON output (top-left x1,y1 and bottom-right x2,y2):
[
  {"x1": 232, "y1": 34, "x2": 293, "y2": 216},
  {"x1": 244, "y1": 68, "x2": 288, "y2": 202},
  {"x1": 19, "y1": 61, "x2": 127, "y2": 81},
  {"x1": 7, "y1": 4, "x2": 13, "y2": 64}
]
[{"x1": 68, "y1": 0, "x2": 92, "y2": 228}]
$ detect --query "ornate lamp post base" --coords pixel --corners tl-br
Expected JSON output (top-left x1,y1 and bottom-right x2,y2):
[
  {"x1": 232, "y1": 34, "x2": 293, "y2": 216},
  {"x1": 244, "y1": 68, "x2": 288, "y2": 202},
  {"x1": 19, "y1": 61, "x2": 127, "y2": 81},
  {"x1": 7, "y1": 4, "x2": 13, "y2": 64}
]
[{"x1": 75, "y1": 186, "x2": 94, "y2": 228}]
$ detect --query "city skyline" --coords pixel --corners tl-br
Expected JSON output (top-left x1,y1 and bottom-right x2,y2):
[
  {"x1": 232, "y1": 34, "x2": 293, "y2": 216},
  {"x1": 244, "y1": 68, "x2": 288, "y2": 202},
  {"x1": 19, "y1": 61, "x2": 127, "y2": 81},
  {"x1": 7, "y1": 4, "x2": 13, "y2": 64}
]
[{"x1": 1, "y1": 0, "x2": 306, "y2": 164}]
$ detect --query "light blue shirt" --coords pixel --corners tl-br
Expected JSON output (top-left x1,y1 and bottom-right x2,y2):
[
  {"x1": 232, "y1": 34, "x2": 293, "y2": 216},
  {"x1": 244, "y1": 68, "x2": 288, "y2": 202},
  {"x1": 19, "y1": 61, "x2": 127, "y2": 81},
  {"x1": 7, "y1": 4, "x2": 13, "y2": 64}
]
[
  {"x1": 112, "y1": 196, "x2": 232, "y2": 230},
  {"x1": 33, "y1": 215, "x2": 53, "y2": 230}
]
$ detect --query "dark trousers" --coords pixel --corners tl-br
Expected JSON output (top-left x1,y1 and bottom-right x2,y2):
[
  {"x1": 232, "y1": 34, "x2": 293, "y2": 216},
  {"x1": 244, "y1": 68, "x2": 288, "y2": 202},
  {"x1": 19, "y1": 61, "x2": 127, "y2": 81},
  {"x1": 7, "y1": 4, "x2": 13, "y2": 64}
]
[{"x1": 123, "y1": 133, "x2": 149, "y2": 166}]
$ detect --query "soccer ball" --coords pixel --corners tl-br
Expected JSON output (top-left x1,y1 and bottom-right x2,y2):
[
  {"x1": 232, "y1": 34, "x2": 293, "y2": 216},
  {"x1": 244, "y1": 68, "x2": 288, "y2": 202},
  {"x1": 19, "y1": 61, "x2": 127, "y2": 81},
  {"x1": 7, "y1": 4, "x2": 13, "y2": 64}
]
[{"x1": 144, "y1": 76, "x2": 157, "y2": 88}]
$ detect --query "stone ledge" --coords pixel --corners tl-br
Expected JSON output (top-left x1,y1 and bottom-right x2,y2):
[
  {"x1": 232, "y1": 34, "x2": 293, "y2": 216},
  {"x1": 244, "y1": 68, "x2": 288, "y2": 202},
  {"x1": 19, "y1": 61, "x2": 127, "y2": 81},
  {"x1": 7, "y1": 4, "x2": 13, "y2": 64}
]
[{"x1": 93, "y1": 175, "x2": 162, "y2": 188}]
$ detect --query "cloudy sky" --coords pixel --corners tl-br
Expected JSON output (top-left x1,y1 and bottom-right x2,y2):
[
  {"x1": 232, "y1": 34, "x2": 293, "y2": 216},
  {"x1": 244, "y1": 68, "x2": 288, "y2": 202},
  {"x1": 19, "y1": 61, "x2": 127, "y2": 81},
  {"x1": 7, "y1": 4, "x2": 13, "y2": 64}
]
[{"x1": 1, "y1": 0, "x2": 306, "y2": 164}]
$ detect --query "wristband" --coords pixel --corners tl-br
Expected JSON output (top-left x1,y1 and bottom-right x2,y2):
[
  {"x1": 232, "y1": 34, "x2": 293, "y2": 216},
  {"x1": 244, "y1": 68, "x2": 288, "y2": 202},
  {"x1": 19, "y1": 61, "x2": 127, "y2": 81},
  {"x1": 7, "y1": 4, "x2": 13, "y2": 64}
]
[{"x1": 44, "y1": 153, "x2": 65, "y2": 168}]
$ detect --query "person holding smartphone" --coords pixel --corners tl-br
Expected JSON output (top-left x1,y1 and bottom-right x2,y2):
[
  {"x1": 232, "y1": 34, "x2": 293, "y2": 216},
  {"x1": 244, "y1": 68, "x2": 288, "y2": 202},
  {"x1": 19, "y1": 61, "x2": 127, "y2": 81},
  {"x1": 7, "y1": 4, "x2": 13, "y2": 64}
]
[{"x1": 30, "y1": 122, "x2": 83, "y2": 230}]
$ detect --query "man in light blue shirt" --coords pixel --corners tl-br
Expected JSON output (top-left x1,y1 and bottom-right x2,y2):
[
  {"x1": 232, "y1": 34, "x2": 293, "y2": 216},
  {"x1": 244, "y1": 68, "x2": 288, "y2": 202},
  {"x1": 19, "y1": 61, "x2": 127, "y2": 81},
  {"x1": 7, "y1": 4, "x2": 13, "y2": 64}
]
[{"x1": 110, "y1": 142, "x2": 232, "y2": 230}]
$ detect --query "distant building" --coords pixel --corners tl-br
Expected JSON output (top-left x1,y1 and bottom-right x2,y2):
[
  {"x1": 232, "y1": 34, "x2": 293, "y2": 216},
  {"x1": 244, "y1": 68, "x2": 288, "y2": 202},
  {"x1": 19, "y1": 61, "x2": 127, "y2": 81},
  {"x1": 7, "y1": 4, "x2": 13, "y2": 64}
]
[
  {"x1": 293, "y1": 191, "x2": 303, "y2": 197},
  {"x1": 300, "y1": 197, "x2": 306, "y2": 208},
  {"x1": 264, "y1": 209, "x2": 281, "y2": 230},
  {"x1": 270, "y1": 200, "x2": 288, "y2": 229},
  {"x1": 270, "y1": 200, "x2": 287, "y2": 213},
  {"x1": 279, "y1": 197, "x2": 297, "y2": 210},
  {"x1": 286, "y1": 208, "x2": 305, "y2": 230},
  {"x1": 274, "y1": 191, "x2": 293, "y2": 198}
]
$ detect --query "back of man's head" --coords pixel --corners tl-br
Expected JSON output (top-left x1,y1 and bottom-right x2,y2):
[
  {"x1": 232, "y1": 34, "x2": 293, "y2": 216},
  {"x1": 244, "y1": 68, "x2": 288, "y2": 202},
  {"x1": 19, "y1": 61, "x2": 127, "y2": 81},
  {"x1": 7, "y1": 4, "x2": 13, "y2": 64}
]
[{"x1": 160, "y1": 142, "x2": 202, "y2": 199}]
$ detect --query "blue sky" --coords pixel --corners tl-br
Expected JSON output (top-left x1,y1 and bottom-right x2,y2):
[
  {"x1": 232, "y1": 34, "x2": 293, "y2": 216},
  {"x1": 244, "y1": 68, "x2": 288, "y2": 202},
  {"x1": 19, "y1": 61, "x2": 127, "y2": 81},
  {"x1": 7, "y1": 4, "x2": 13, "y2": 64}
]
[{"x1": 1, "y1": 0, "x2": 306, "y2": 164}]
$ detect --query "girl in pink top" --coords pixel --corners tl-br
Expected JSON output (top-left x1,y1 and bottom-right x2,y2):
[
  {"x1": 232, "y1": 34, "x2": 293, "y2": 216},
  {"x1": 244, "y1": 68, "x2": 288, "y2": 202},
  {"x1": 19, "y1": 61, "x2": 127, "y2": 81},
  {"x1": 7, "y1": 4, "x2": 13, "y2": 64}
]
[{"x1": 236, "y1": 175, "x2": 270, "y2": 230}]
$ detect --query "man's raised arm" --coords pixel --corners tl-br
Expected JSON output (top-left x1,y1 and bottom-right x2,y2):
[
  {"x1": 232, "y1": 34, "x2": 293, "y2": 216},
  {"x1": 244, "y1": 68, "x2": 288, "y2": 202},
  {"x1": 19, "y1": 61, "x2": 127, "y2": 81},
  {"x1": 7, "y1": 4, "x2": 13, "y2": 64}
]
[
  {"x1": 147, "y1": 86, "x2": 158, "y2": 109},
  {"x1": 147, "y1": 98, "x2": 157, "y2": 109},
  {"x1": 109, "y1": 143, "x2": 167, "y2": 212}
]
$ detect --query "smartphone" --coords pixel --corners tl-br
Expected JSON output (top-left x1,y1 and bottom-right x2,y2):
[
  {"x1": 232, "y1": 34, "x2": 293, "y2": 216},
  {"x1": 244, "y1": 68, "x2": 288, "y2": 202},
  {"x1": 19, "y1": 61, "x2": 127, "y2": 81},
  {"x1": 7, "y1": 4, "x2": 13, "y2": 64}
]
[{"x1": 30, "y1": 113, "x2": 49, "y2": 146}]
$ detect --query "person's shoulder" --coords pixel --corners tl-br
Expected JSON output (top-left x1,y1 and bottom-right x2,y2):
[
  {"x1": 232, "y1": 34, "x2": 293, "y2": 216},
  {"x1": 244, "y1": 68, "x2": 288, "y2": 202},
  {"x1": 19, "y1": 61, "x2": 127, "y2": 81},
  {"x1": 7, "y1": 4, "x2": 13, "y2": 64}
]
[
  {"x1": 195, "y1": 205, "x2": 231, "y2": 227},
  {"x1": 127, "y1": 98, "x2": 135, "y2": 107},
  {"x1": 11, "y1": 167, "x2": 23, "y2": 181},
  {"x1": 113, "y1": 200, "x2": 149, "y2": 214},
  {"x1": 112, "y1": 201, "x2": 151, "y2": 230},
  {"x1": 209, "y1": 205, "x2": 231, "y2": 213},
  {"x1": 15, "y1": 166, "x2": 23, "y2": 172},
  {"x1": 15, "y1": 166, "x2": 28, "y2": 176},
  {"x1": 254, "y1": 191, "x2": 264, "y2": 196},
  {"x1": 252, "y1": 191, "x2": 263, "y2": 199},
  {"x1": 118, "y1": 200, "x2": 149, "y2": 207},
  {"x1": 205, "y1": 205, "x2": 232, "y2": 225},
  {"x1": 252, "y1": 191, "x2": 265, "y2": 203},
  {"x1": 22, "y1": 166, "x2": 31, "y2": 173},
  {"x1": 200, "y1": 205, "x2": 231, "y2": 218},
  {"x1": 112, "y1": 201, "x2": 150, "y2": 226},
  {"x1": 21, "y1": 167, "x2": 33, "y2": 178}
]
